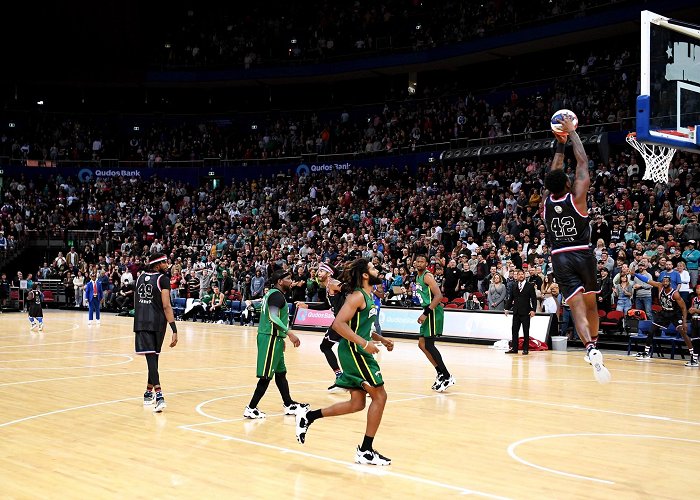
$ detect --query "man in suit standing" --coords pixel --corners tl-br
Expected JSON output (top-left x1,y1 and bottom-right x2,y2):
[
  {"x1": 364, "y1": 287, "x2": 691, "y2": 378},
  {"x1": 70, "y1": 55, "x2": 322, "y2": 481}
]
[
  {"x1": 85, "y1": 272, "x2": 103, "y2": 326},
  {"x1": 504, "y1": 269, "x2": 537, "y2": 355}
]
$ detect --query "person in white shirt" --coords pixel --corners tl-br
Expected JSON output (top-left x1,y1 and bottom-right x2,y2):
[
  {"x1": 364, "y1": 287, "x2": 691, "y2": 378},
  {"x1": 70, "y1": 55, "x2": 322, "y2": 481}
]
[{"x1": 677, "y1": 261, "x2": 691, "y2": 304}]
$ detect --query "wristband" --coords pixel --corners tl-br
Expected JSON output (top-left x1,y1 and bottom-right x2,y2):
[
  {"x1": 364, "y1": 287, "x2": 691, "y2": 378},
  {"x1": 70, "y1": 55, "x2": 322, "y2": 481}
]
[
  {"x1": 634, "y1": 273, "x2": 649, "y2": 283},
  {"x1": 363, "y1": 340, "x2": 369, "y2": 349},
  {"x1": 169, "y1": 321, "x2": 177, "y2": 333},
  {"x1": 556, "y1": 142, "x2": 566, "y2": 154},
  {"x1": 423, "y1": 306, "x2": 432, "y2": 316}
]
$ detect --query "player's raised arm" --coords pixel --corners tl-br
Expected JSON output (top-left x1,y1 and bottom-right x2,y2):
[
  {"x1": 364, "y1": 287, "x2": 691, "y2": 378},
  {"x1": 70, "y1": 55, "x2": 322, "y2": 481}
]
[
  {"x1": 561, "y1": 116, "x2": 589, "y2": 205},
  {"x1": 551, "y1": 132, "x2": 567, "y2": 171}
]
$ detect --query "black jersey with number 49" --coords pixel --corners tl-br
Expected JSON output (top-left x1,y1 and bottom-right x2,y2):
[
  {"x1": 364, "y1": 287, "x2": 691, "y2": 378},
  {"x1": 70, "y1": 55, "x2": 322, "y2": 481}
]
[
  {"x1": 133, "y1": 272, "x2": 170, "y2": 333},
  {"x1": 544, "y1": 192, "x2": 591, "y2": 254}
]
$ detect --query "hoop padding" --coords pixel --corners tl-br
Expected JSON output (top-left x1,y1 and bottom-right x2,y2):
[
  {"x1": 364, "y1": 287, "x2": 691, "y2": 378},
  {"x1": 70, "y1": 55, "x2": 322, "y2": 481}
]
[{"x1": 626, "y1": 133, "x2": 676, "y2": 183}]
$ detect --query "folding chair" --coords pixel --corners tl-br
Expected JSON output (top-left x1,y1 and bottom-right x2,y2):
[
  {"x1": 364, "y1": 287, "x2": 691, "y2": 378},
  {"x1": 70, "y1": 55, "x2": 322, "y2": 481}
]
[{"x1": 627, "y1": 320, "x2": 654, "y2": 356}]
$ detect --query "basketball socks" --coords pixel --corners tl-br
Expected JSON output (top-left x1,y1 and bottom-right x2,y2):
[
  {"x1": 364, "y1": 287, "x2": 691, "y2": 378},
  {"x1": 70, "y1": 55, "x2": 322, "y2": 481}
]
[
  {"x1": 249, "y1": 378, "x2": 271, "y2": 408},
  {"x1": 360, "y1": 435, "x2": 374, "y2": 452},
  {"x1": 306, "y1": 409, "x2": 323, "y2": 425},
  {"x1": 274, "y1": 372, "x2": 292, "y2": 405}
]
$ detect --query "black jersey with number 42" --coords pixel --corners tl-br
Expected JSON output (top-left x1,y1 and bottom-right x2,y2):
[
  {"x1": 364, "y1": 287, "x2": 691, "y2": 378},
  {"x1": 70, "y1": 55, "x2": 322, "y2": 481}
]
[
  {"x1": 133, "y1": 272, "x2": 170, "y2": 333},
  {"x1": 544, "y1": 192, "x2": 591, "y2": 254}
]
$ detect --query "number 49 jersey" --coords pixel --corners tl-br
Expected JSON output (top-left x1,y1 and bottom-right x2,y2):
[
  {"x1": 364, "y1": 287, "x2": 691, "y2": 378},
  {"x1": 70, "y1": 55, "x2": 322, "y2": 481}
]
[
  {"x1": 544, "y1": 192, "x2": 591, "y2": 254},
  {"x1": 133, "y1": 272, "x2": 170, "y2": 333}
]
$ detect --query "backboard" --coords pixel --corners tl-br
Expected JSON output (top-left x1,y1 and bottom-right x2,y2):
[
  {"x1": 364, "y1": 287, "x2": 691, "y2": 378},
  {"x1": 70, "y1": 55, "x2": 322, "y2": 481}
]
[{"x1": 637, "y1": 10, "x2": 700, "y2": 152}]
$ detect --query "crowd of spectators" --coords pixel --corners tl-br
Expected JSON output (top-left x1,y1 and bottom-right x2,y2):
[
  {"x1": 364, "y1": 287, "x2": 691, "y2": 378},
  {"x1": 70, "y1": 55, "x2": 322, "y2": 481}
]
[
  {"x1": 1, "y1": 137, "x2": 699, "y2": 332},
  {"x1": 151, "y1": 0, "x2": 634, "y2": 69},
  {"x1": 2, "y1": 42, "x2": 637, "y2": 165}
]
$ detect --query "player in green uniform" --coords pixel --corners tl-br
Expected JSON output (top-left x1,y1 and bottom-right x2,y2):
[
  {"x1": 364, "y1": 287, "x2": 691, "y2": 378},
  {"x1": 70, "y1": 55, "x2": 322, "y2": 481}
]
[
  {"x1": 295, "y1": 258, "x2": 395, "y2": 466},
  {"x1": 244, "y1": 269, "x2": 308, "y2": 419},
  {"x1": 414, "y1": 255, "x2": 455, "y2": 392}
]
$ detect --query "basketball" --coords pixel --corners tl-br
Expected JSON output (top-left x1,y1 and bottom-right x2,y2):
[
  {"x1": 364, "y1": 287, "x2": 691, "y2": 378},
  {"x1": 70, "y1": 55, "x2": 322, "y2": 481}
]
[{"x1": 550, "y1": 109, "x2": 578, "y2": 133}]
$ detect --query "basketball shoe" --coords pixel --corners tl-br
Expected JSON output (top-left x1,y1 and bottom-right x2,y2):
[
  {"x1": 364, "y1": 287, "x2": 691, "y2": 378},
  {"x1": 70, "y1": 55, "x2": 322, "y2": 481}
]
[
  {"x1": 283, "y1": 402, "x2": 309, "y2": 415},
  {"x1": 143, "y1": 391, "x2": 155, "y2": 405},
  {"x1": 153, "y1": 396, "x2": 167, "y2": 413},
  {"x1": 636, "y1": 351, "x2": 651, "y2": 361},
  {"x1": 243, "y1": 406, "x2": 266, "y2": 419},
  {"x1": 685, "y1": 356, "x2": 699, "y2": 368},
  {"x1": 588, "y1": 349, "x2": 611, "y2": 384},
  {"x1": 431, "y1": 374, "x2": 444, "y2": 391},
  {"x1": 355, "y1": 446, "x2": 391, "y2": 466},
  {"x1": 295, "y1": 407, "x2": 310, "y2": 444},
  {"x1": 436, "y1": 375, "x2": 456, "y2": 392}
]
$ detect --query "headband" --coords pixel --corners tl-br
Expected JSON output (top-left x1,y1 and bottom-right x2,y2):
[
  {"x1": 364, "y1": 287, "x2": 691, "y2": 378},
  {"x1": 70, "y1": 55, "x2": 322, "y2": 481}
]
[
  {"x1": 148, "y1": 255, "x2": 168, "y2": 266},
  {"x1": 318, "y1": 263, "x2": 334, "y2": 276}
]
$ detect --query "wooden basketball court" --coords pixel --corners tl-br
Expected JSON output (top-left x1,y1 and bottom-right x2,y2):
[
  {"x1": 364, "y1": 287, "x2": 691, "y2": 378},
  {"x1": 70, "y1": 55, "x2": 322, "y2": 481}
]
[{"x1": 1, "y1": 310, "x2": 698, "y2": 498}]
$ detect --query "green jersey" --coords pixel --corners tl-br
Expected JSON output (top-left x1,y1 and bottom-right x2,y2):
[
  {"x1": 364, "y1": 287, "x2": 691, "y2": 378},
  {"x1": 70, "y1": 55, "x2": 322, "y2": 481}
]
[
  {"x1": 416, "y1": 271, "x2": 434, "y2": 307},
  {"x1": 258, "y1": 288, "x2": 289, "y2": 338},
  {"x1": 347, "y1": 288, "x2": 376, "y2": 341}
]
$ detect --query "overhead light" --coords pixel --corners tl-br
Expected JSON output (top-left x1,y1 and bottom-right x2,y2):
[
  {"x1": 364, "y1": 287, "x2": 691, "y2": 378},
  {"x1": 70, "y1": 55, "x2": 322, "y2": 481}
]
[
  {"x1": 290, "y1": 38, "x2": 297, "y2": 44},
  {"x1": 164, "y1": 43, "x2": 171, "y2": 49},
  {"x1": 8, "y1": 122, "x2": 15, "y2": 128},
  {"x1": 251, "y1": 124, "x2": 258, "y2": 130},
  {"x1": 36, "y1": 100, "x2": 44, "y2": 106},
  {"x1": 133, "y1": 126, "x2": 140, "y2": 131}
]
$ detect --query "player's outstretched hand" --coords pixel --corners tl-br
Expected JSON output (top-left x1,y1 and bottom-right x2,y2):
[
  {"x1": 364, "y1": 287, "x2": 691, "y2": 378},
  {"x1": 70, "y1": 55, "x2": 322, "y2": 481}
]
[
  {"x1": 557, "y1": 116, "x2": 577, "y2": 133},
  {"x1": 295, "y1": 301, "x2": 308, "y2": 309},
  {"x1": 553, "y1": 130, "x2": 568, "y2": 143}
]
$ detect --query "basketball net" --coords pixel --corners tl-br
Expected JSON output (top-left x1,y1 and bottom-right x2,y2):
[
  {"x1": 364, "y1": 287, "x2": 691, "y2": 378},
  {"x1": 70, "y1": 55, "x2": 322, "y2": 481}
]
[{"x1": 626, "y1": 132, "x2": 676, "y2": 184}]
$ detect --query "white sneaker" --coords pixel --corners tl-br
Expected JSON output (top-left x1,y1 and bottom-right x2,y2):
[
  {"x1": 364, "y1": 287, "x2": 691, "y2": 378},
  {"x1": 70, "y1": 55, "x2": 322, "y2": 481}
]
[
  {"x1": 96, "y1": 320, "x2": 101, "y2": 326},
  {"x1": 153, "y1": 397, "x2": 167, "y2": 413},
  {"x1": 685, "y1": 357, "x2": 699, "y2": 368},
  {"x1": 87, "y1": 321, "x2": 93, "y2": 327},
  {"x1": 355, "y1": 446, "x2": 391, "y2": 466},
  {"x1": 436, "y1": 375, "x2": 456, "y2": 393},
  {"x1": 243, "y1": 406, "x2": 266, "y2": 419},
  {"x1": 295, "y1": 407, "x2": 310, "y2": 444},
  {"x1": 431, "y1": 374, "x2": 443, "y2": 391},
  {"x1": 283, "y1": 402, "x2": 309, "y2": 415},
  {"x1": 588, "y1": 349, "x2": 611, "y2": 384},
  {"x1": 38, "y1": 324, "x2": 44, "y2": 332}
]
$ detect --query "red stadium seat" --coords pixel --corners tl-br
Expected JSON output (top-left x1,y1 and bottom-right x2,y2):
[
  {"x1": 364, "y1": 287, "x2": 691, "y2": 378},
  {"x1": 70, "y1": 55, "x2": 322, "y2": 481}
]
[
  {"x1": 600, "y1": 310, "x2": 624, "y2": 333},
  {"x1": 43, "y1": 290, "x2": 55, "y2": 303}
]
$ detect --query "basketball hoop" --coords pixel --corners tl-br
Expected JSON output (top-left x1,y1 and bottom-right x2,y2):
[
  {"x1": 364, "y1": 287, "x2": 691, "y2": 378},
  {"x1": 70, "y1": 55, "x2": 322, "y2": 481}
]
[{"x1": 626, "y1": 132, "x2": 676, "y2": 184}]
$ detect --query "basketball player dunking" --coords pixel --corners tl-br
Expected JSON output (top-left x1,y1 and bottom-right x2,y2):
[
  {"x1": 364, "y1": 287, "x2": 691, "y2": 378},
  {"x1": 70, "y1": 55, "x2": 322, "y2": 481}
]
[{"x1": 543, "y1": 117, "x2": 611, "y2": 383}]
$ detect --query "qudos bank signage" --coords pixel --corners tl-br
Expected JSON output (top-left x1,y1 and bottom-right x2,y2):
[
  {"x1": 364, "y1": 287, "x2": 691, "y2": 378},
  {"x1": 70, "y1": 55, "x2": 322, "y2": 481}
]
[
  {"x1": 296, "y1": 162, "x2": 351, "y2": 176},
  {"x1": 78, "y1": 168, "x2": 143, "y2": 182}
]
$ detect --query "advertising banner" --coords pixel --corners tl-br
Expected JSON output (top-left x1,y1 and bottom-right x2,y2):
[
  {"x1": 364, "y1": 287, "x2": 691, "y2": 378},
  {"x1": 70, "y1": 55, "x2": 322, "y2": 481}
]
[
  {"x1": 293, "y1": 307, "x2": 334, "y2": 328},
  {"x1": 292, "y1": 304, "x2": 552, "y2": 343}
]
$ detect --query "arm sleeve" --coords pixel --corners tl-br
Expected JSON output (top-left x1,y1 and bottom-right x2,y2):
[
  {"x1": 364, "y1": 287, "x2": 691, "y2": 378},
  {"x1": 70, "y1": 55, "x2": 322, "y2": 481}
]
[{"x1": 267, "y1": 291, "x2": 288, "y2": 332}]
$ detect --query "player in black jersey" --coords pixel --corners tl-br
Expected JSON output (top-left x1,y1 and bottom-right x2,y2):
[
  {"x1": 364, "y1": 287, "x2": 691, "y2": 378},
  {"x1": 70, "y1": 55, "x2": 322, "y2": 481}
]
[
  {"x1": 27, "y1": 283, "x2": 44, "y2": 332},
  {"x1": 633, "y1": 274, "x2": 689, "y2": 363},
  {"x1": 295, "y1": 262, "x2": 347, "y2": 392},
  {"x1": 688, "y1": 284, "x2": 700, "y2": 367},
  {"x1": 543, "y1": 116, "x2": 610, "y2": 383},
  {"x1": 133, "y1": 253, "x2": 178, "y2": 413}
]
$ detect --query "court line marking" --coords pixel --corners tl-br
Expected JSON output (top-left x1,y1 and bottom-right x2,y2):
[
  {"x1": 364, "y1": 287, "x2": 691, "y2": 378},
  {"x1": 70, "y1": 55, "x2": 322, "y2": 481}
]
[
  {"x1": 448, "y1": 391, "x2": 700, "y2": 427},
  {"x1": 182, "y1": 390, "x2": 511, "y2": 497},
  {"x1": 0, "y1": 352, "x2": 134, "y2": 370},
  {"x1": 507, "y1": 433, "x2": 700, "y2": 484},
  {"x1": 192, "y1": 390, "x2": 439, "y2": 422},
  {"x1": 0, "y1": 322, "x2": 81, "y2": 337},
  {"x1": 0, "y1": 335, "x2": 132, "y2": 349}
]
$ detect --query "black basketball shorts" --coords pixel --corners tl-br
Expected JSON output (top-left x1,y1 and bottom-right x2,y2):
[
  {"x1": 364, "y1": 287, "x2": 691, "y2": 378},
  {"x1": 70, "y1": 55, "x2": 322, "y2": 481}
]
[
  {"x1": 551, "y1": 248, "x2": 600, "y2": 302},
  {"x1": 135, "y1": 330, "x2": 166, "y2": 354}
]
